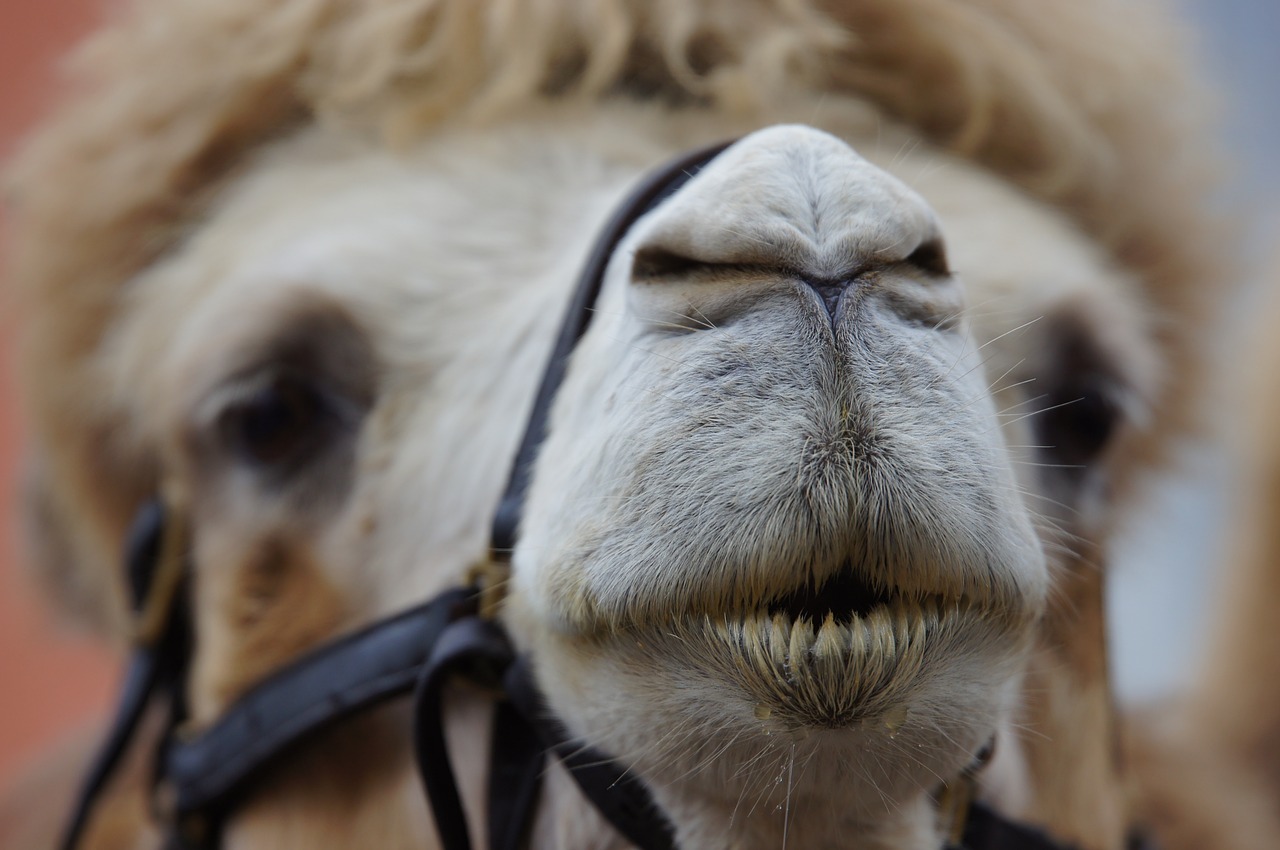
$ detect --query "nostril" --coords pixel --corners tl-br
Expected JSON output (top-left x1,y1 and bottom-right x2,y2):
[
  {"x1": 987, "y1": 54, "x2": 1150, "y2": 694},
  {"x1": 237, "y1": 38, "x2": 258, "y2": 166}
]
[
  {"x1": 905, "y1": 238, "x2": 950, "y2": 277},
  {"x1": 632, "y1": 247, "x2": 703, "y2": 281}
]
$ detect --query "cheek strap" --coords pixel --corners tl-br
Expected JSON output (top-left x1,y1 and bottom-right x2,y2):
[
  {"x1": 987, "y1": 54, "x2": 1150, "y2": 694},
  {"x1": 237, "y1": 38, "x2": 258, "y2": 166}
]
[
  {"x1": 58, "y1": 500, "x2": 192, "y2": 850},
  {"x1": 412, "y1": 618, "x2": 677, "y2": 850}
]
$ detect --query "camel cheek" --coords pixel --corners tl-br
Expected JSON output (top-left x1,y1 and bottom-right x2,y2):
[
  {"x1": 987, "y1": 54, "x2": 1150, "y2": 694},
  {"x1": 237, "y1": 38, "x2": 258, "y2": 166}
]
[{"x1": 194, "y1": 536, "x2": 346, "y2": 713}]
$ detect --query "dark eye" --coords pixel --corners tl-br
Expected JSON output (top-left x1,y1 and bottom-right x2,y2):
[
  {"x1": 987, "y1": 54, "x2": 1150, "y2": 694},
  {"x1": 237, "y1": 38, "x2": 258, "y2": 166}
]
[
  {"x1": 1028, "y1": 311, "x2": 1129, "y2": 484},
  {"x1": 1034, "y1": 381, "x2": 1119, "y2": 468},
  {"x1": 220, "y1": 372, "x2": 335, "y2": 472}
]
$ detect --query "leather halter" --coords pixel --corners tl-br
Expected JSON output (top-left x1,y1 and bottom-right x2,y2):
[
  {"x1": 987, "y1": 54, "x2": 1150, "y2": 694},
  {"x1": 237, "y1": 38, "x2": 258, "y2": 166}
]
[{"x1": 59, "y1": 141, "x2": 1107, "y2": 850}]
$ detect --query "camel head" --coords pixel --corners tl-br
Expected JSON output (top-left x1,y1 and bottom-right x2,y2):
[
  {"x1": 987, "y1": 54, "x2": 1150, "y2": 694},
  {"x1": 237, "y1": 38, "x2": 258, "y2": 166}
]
[{"x1": 7, "y1": 2, "x2": 1221, "y2": 849}]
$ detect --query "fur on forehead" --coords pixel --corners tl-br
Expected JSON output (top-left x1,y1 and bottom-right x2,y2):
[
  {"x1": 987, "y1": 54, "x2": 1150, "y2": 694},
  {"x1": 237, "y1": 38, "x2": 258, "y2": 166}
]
[{"x1": 7, "y1": 0, "x2": 1223, "y2": 633}]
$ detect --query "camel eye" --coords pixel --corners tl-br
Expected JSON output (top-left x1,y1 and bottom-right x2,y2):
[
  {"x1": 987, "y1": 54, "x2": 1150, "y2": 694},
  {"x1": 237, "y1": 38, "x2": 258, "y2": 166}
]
[
  {"x1": 219, "y1": 372, "x2": 336, "y2": 472},
  {"x1": 1035, "y1": 381, "x2": 1119, "y2": 468},
  {"x1": 1029, "y1": 312, "x2": 1129, "y2": 488}
]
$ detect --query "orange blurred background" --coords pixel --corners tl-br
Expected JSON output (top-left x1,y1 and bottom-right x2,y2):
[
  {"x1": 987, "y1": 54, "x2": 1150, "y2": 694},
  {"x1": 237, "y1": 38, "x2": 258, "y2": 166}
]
[{"x1": 0, "y1": 2, "x2": 119, "y2": 794}]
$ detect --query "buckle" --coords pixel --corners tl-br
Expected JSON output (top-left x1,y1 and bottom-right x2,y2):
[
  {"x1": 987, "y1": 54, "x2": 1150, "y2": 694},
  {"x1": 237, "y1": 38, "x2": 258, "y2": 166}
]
[
  {"x1": 465, "y1": 553, "x2": 512, "y2": 621},
  {"x1": 149, "y1": 777, "x2": 208, "y2": 846},
  {"x1": 937, "y1": 772, "x2": 976, "y2": 847},
  {"x1": 937, "y1": 736, "x2": 995, "y2": 846}
]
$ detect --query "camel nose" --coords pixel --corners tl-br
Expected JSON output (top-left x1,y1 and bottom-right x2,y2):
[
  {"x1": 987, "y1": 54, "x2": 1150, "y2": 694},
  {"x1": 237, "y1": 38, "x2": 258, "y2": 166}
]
[{"x1": 626, "y1": 125, "x2": 951, "y2": 330}]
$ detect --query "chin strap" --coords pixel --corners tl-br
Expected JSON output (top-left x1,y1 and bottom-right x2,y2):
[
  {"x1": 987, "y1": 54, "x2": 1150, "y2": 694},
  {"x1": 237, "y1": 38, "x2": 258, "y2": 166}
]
[
  {"x1": 409, "y1": 571, "x2": 1090, "y2": 850},
  {"x1": 411, "y1": 613, "x2": 677, "y2": 850},
  {"x1": 952, "y1": 803, "x2": 1082, "y2": 850},
  {"x1": 410, "y1": 605, "x2": 1118, "y2": 850}
]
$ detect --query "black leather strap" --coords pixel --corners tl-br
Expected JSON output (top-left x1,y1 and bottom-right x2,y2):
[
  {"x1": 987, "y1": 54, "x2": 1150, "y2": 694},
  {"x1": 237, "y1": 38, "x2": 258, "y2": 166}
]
[
  {"x1": 60, "y1": 501, "x2": 190, "y2": 850},
  {"x1": 953, "y1": 801, "x2": 1079, "y2": 850},
  {"x1": 1127, "y1": 828, "x2": 1162, "y2": 850},
  {"x1": 488, "y1": 140, "x2": 733, "y2": 554},
  {"x1": 59, "y1": 653, "x2": 167, "y2": 850},
  {"x1": 164, "y1": 586, "x2": 475, "y2": 819},
  {"x1": 413, "y1": 617, "x2": 516, "y2": 850},
  {"x1": 503, "y1": 658, "x2": 677, "y2": 850},
  {"x1": 486, "y1": 700, "x2": 546, "y2": 850}
]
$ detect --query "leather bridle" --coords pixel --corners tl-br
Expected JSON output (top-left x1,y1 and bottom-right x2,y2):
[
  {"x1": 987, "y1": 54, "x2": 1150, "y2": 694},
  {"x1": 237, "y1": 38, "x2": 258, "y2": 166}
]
[{"x1": 59, "y1": 140, "x2": 1111, "y2": 850}]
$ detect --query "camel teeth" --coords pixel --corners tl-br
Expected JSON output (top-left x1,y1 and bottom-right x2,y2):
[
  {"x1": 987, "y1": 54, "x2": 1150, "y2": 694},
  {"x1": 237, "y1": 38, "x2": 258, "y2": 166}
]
[
  {"x1": 910, "y1": 607, "x2": 928, "y2": 646},
  {"x1": 789, "y1": 616, "x2": 815, "y2": 661},
  {"x1": 705, "y1": 614, "x2": 725, "y2": 643},
  {"x1": 847, "y1": 616, "x2": 867, "y2": 657},
  {"x1": 923, "y1": 597, "x2": 941, "y2": 628},
  {"x1": 865, "y1": 607, "x2": 891, "y2": 649},
  {"x1": 812, "y1": 613, "x2": 843, "y2": 660},
  {"x1": 769, "y1": 613, "x2": 791, "y2": 665}
]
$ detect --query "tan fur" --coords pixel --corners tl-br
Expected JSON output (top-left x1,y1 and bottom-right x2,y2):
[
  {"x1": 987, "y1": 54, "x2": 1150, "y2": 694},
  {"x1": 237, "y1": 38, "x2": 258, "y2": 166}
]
[
  {"x1": 1124, "y1": 706, "x2": 1280, "y2": 850},
  {"x1": 1020, "y1": 554, "x2": 1124, "y2": 849},
  {"x1": 194, "y1": 536, "x2": 347, "y2": 715},
  {"x1": 1, "y1": 1, "x2": 1242, "y2": 849}
]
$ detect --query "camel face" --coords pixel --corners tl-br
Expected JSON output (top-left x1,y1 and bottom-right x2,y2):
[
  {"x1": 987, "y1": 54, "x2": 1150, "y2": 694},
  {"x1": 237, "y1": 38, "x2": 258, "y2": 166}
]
[
  {"x1": 5, "y1": 0, "x2": 1230, "y2": 845},
  {"x1": 91, "y1": 98, "x2": 1153, "y2": 843},
  {"x1": 0, "y1": 0, "x2": 1218, "y2": 839}
]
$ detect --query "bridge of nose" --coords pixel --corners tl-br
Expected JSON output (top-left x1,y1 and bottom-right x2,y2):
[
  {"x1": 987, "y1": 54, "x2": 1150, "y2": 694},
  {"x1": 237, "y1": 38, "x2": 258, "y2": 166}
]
[{"x1": 630, "y1": 125, "x2": 942, "y2": 286}]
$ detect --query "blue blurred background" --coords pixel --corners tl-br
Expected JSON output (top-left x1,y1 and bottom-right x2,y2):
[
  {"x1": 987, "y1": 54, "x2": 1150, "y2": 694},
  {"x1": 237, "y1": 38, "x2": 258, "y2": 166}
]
[{"x1": 1110, "y1": 0, "x2": 1280, "y2": 702}]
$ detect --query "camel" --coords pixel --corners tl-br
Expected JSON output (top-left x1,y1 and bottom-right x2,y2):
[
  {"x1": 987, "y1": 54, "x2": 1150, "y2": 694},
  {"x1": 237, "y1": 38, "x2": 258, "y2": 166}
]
[{"x1": 1, "y1": 0, "x2": 1268, "y2": 848}]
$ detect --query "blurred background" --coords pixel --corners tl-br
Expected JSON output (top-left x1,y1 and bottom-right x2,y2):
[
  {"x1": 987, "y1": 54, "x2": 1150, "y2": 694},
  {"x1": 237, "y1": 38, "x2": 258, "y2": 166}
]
[
  {"x1": 0, "y1": 0, "x2": 118, "y2": 796},
  {"x1": 1107, "y1": 0, "x2": 1280, "y2": 704},
  {"x1": 0, "y1": 0, "x2": 1276, "y2": 795}
]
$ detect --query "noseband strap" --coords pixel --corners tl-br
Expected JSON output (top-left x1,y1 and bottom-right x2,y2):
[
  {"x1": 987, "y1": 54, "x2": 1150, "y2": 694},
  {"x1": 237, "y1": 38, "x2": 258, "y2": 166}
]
[
  {"x1": 411, "y1": 138, "x2": 736, "y2": 850},
  {"x1": 489, "y1": 140, "x2": 732, "y2": 554},
  {"x1": 164, "y1": 587, "x2": 474, "y2": 822}
]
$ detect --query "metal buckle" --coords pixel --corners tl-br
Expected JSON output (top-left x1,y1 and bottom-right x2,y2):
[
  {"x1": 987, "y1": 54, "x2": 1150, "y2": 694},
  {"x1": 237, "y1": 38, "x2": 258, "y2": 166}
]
[
  {"x1": 937, "y1": 736, "x2": 995, "y2": 847},
  {"x1": 149, "y1": 776, "x2": 206, "y2": 845},
  {"x1": 937, "y1": 772, "x2": 976, "y2": 847},
  {"x1": 130, "y1": 508, "x2": 188, "y2": 647},
  {"x1": 465, "y1": 553, "x2": 512, "y2": 621}
]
